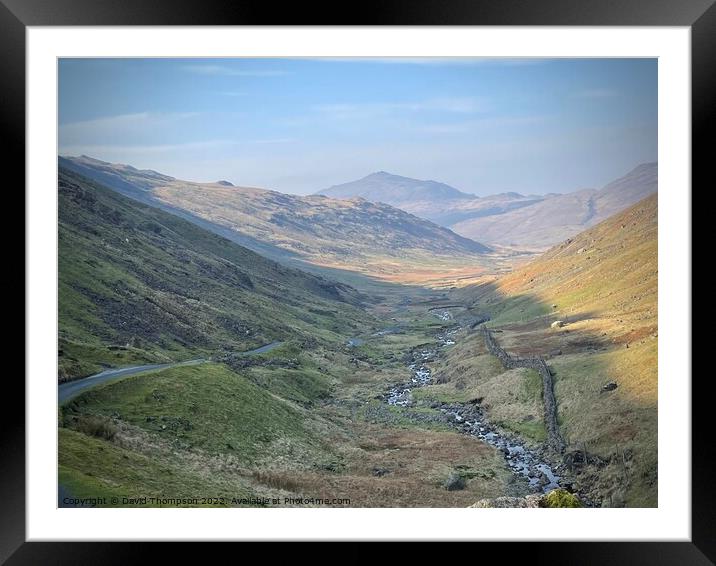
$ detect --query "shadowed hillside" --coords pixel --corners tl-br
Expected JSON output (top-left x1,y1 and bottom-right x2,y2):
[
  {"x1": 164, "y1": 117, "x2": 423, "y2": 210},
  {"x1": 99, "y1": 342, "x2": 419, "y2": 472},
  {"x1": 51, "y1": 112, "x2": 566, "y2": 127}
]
[{"x1": 58, "y1": 168, "x2": 373, "y2": 381}]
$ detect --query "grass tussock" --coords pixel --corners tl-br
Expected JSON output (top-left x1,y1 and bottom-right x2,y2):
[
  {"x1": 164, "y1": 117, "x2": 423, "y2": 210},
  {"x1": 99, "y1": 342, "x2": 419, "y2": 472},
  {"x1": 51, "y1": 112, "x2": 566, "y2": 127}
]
[{"x1": 68, "y1": 414, "x2": 119, "y2": 440}]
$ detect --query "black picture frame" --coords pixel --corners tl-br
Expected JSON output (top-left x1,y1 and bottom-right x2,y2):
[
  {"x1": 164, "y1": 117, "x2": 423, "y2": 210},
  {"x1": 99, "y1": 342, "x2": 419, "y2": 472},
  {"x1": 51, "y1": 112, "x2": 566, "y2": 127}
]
[{"x1": 5, "y1": 0, "x2": 709, "y2": 562}]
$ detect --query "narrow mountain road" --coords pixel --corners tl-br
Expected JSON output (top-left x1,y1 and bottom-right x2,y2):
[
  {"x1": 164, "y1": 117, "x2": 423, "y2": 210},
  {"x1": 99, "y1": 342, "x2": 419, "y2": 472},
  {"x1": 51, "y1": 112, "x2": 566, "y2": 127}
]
[
  {"x1": 58, "y1": 340, "x2": 284, "y2": 507},
  {"x1": 240, "y1": 341, "x2": 283, "y2": 355},
  {"x1": 58, "y1": 341, "x2": 284, "y2": 405},
  {"x1": 58, "y1": 359, "x2": 207, "y2": 404}
]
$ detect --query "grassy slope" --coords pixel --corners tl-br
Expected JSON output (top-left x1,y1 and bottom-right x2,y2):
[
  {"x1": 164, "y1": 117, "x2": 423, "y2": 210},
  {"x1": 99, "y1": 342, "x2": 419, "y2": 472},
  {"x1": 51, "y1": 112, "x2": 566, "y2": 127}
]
[
  {"x1": 60, "y1": 335, "x2": 519, "y2": 507},
  {"x1": 59, "y1": 168, "x2": 372, "y2": 381},
  {"x1": 59, "y1": 363, "x2": 339, "y2": 506},
  {"x1": 451, "y1": 194, "x2": 658, "y2": 506}
]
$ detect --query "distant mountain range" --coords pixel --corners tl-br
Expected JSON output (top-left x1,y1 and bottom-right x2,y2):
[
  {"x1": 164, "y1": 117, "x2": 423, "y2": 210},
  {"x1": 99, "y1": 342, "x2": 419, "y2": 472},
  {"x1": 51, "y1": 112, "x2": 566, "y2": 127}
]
[
  {"x1": 59, "y1": 156, "x2": 491, "y2": 284},
  {"x1": 60, "y1": 155, "x2": 656, "y2": 272},
  {"x1": 452, "y1": 163, "x2": 657, "y2": 249},
  {"x1": 316, "y1": 163, "x2": 658, "y2": 250},
  {"x1": 317, "y1": 171, "x2": 543, "y2": 227}
]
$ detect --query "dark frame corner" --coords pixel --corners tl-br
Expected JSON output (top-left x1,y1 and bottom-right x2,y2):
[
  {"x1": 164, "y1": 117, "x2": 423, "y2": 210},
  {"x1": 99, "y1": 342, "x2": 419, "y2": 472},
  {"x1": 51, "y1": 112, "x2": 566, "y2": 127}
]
[{"x1": 6, "y1": 0, "x2": 711, "y2": 563}]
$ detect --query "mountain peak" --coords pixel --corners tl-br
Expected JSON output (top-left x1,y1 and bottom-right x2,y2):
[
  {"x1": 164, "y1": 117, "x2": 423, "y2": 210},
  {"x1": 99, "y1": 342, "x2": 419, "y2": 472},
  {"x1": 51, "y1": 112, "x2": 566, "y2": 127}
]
[
  {"x1": 364, "y1": 170, "x2": 399, "y2": 180},
  {"x1": 317, "y1": 171, "x2": 474, "y2": 205}
]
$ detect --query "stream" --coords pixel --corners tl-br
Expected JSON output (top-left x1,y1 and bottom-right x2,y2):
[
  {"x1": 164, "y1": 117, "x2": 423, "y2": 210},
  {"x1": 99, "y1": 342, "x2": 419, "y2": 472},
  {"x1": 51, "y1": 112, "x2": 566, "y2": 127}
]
[{"x1": 384, "y1": 322, "x2": 562, "y2": 493}]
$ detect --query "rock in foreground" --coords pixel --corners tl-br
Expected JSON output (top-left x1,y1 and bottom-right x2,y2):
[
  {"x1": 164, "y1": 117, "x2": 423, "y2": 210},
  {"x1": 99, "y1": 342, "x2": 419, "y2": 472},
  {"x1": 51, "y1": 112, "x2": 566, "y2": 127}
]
[{"x1": 470, "y1": 489, "x2": 582, "y2": 508}]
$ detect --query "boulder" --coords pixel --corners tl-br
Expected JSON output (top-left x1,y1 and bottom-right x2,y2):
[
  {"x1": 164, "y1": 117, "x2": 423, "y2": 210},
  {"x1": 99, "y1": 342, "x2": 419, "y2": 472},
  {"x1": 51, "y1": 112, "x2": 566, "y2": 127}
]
[
  {"x1": 444, "y1": 472, "x2": 466, "y2": 491},
  {"x1": 551, "y1": 320, "x2": 565, "y2": 329}
]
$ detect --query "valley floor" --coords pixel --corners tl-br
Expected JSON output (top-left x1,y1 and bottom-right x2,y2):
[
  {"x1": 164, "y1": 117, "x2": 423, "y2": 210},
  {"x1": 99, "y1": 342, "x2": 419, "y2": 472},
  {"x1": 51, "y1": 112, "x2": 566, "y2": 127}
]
[{"x1": 58, "y1": 282, "x2": 656, "y2": 508}]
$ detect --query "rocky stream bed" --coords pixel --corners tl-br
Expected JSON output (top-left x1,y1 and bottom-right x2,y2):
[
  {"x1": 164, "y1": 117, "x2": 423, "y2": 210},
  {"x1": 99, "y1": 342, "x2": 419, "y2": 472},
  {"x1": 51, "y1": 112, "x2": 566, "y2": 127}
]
[{"x1": 384, "y1": 323, "x2": 564, "y2": 494}]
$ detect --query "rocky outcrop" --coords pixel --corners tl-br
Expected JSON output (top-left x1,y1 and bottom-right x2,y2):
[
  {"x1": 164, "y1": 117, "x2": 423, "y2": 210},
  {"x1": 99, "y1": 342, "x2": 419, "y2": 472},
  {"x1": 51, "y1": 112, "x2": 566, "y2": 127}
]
[
  {"x1": 470, "y1": 489, "x2": 582, "y2": 508},
  {"x1": 481, "y1": 326, "x2": 566, "y2": 454},
  {"x1": 470, "y1": 494, "x2": 542, "y2": 508}
]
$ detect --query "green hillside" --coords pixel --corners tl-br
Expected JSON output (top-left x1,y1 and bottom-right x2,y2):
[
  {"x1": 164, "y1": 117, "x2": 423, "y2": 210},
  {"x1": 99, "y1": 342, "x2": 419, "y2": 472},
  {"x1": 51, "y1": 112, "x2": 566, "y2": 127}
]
[
  {"x1": 58, "y1": 168, "x2": 372, "y2": 381},
  {"x1": 59, "y1": 362, "x2": 341, "y2": 506}
]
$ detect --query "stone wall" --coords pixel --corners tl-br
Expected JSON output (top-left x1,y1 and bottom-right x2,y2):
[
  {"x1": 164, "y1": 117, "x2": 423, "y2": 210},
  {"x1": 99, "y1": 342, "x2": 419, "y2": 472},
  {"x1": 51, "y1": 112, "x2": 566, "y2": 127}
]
[
  {"x1": 481, "y1": 326, "x2": 566, "y2": 454},
  {"x1": 468, "y1": 315, "x2": 491, "y2": 329}
]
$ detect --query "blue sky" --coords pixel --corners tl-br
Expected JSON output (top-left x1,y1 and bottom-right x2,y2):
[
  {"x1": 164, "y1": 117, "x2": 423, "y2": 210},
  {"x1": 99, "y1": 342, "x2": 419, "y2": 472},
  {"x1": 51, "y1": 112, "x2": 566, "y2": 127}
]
[{"x1": 59, "y1": 58, "x2": 657, "y2": 196}]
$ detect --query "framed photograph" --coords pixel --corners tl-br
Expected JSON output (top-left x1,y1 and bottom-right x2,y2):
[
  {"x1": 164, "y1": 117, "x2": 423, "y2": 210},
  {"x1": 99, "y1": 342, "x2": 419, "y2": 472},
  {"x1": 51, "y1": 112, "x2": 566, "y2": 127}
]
[{"x1": 8, "y1": 0, "x2": 709, "y2": 561}]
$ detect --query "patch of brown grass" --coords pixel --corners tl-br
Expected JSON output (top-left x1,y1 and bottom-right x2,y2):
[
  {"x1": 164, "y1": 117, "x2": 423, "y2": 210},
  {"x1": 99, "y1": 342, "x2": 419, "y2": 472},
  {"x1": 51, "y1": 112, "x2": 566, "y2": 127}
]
[{"x1": 263, "y1": 425, "x2": 524, "y2": 507}]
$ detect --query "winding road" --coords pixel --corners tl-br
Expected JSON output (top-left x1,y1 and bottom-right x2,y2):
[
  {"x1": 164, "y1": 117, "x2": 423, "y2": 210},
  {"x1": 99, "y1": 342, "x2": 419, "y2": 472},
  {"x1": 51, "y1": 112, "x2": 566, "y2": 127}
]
[
  {"x1": 58, "y1": 340, "x2": 284, "y2": 507},
  {"x1": 58, "y1": 359, "x2": 205, "y2": 404},
  {"x1": 58, "y1": 341, "x2": 284, "y2": 404}
]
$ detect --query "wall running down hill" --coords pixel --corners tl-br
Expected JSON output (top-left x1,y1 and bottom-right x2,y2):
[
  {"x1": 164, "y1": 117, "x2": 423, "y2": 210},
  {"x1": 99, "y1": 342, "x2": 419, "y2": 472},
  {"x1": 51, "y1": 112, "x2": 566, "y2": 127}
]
[{"x1": 481, "y1": 326, "x2": 566, "y2": 454}]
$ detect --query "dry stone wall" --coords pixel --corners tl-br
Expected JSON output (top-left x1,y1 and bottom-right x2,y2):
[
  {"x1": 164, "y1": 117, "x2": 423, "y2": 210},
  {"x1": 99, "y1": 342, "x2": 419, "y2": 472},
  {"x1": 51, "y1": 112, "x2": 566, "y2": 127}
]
[{"x1": 481, "y1": 326, "x2": 566, "y2": 454}]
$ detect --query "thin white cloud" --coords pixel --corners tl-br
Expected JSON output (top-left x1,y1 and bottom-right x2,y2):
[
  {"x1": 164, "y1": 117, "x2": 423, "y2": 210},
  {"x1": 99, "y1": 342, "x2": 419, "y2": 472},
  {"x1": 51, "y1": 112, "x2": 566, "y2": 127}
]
[
  {"x1": 60, "y1": 140, "x2": 236, "y2": 156},
  {"x1": 61, "y1": 112, "x2": 143, "y2": 130},
  {"x1": 59, "y1": 112, "x2": 203, "y2": 149},
  {"x1": 183, "y1": 64, "x2": 290, "y2": 77},
  {"x1": 415, "y1": 123, "x2": 470, "y2": 134},
  {"x1": 275, "y1": 116, "x2": 312, "y2": 128},
  {"x1": 414, "y1": 115, "x2": 547, "y2": 135},
  {"x1": 314, "y1": 97, "x2": 487, "y2": 120},
  {"x1": 418, "y1": 97, "x2": 485, "y2": 113}
]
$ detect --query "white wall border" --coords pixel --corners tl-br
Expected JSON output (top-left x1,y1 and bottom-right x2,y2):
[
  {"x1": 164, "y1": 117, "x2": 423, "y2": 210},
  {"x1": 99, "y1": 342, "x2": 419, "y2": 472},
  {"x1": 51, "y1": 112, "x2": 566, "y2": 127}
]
[{"x1": 27, "y1": 26, "x2": 691, "y2": 541}]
